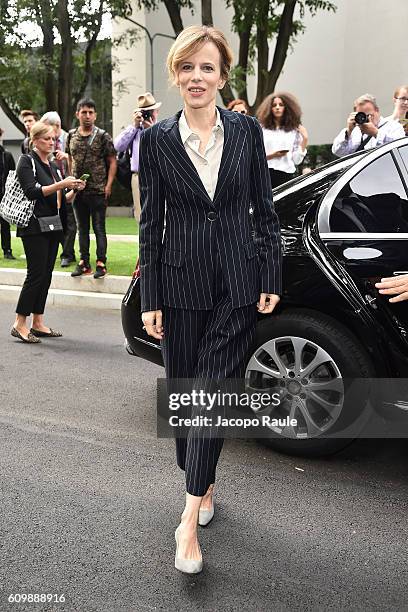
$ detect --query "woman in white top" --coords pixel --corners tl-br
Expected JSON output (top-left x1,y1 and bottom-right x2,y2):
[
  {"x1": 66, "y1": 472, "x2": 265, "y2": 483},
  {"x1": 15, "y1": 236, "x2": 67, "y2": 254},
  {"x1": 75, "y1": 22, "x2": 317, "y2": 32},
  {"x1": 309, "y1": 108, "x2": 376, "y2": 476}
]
[
  {"x1": 257, "y1": 92, "x2": 308, "y2": 187},
  {"x1": 385, "y1": 85, "x2": 408, "y2": 136}
]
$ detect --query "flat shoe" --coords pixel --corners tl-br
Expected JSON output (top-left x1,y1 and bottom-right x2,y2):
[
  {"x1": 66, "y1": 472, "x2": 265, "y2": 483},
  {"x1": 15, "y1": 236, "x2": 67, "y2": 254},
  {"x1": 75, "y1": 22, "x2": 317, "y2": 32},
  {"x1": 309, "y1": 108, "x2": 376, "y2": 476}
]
[
  {"x1": 30, "y1": 328, "x2": 63, "y2": 338},
  {"x1": 174, "y1": 525, "x2": 203, "y2": 574},
  {"x1": 198, "y1": 503, "x2": 215, "y2": 527},
  {"x1": 11, "y1": 327, "x2": 41, "y2": 344}
]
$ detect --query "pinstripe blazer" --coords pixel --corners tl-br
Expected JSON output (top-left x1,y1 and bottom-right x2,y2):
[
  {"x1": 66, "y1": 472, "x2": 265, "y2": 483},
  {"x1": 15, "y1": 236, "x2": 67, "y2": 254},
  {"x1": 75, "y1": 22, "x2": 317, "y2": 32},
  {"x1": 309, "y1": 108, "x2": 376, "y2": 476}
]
[{"x1": 138, "y1": 107, "x2": 282, "y2": 312}]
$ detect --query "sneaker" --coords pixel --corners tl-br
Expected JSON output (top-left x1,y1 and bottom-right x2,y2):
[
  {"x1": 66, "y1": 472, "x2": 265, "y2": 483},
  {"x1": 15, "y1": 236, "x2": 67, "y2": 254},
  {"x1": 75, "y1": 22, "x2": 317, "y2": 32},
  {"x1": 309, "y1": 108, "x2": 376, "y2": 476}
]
[
  {"x1": 61, "y1": 257, "x2": 76, "y2": 267},
  {"x1": 4, "y1": 251, "x2": 16, "y2": 260},
  {"x1": 94, "y1": 264, "x2": 107, "y2": 279},
  {"x1": 71, "y1": 263, "x2": 93, "y2": 277}
]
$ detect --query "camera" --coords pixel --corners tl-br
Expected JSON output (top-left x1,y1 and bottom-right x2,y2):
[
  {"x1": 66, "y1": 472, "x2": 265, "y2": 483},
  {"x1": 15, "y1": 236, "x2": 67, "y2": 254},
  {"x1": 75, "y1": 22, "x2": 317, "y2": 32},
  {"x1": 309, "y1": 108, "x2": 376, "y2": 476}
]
[
  {"x1": 141, "y1": 109, "x2": 153, "y2": 120},
  {"x1": 355, "y1": 111, "x2": 369, "y2": 125}
]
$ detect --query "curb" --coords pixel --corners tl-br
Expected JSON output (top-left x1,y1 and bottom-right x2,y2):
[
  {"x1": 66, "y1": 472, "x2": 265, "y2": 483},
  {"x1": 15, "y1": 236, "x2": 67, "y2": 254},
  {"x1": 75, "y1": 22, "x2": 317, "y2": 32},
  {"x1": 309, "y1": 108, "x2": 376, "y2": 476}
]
[
  {"x1": 0, "y1": 268, "x2": 129, "y2": 311},
  {"x1": 11, "y1": 232, "x2": 139, "y2": 243},
  {"x1": 0, "y1": 285, "x2": 123, "y2": 310}
]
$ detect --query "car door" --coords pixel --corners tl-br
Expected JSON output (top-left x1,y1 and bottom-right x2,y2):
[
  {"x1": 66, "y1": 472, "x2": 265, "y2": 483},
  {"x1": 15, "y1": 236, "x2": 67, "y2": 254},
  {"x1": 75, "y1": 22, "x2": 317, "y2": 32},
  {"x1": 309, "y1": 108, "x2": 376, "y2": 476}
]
[{"x1": 318, "y1": 143, "x2": 408, "y2": 340}]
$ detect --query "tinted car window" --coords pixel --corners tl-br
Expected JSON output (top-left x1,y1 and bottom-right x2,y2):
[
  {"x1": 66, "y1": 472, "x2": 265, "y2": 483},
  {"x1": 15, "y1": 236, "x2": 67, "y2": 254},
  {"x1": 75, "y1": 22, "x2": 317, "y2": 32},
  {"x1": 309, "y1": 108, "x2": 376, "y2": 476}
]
[
  {"x1": 329, "y1": 153, "x2": 408, "y2": 233},
  {"x1": 399, "y1": 145, "x2": 408, "y2": 174},
  {"x1": 276, "y1": 169, "x2": 346, "y2": 230}
]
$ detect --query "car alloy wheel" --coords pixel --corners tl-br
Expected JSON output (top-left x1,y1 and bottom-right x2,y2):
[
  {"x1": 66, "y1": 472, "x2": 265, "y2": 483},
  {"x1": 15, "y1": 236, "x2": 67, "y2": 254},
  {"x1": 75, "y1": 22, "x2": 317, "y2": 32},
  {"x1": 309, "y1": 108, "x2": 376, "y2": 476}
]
[{"x1": 245, "y1": 336, "x2": 344, "y2": 439}]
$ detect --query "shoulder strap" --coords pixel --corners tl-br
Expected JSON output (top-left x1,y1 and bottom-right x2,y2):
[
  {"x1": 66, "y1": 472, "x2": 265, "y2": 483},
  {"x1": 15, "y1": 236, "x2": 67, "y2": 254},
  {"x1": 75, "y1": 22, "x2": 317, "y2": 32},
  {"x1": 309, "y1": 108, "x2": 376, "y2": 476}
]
[
  {"x1": 17, "y1": 153, "x2": 36, "y2": 176},
  {"x1": 87, "y1": 125, "x2": 100, "y2": 147},
  {"x1": 357, "y1": 121, "x2": 389, "y2": 152}
]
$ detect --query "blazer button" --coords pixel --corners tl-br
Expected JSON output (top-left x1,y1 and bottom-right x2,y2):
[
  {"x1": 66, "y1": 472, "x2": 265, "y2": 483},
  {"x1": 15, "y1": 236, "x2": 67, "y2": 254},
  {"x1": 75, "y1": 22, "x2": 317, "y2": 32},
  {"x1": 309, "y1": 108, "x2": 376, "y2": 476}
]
[{"x1": 207, "y1": 211, "x2": 217, "y2": 221}]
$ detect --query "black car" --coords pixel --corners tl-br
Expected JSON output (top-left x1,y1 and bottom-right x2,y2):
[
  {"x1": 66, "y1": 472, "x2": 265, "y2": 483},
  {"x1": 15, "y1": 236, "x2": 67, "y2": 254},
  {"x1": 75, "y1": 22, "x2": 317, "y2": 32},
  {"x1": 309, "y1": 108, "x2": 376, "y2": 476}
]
[{"x1": 122, "y1": 138, "x2": 408, "y2": 456}]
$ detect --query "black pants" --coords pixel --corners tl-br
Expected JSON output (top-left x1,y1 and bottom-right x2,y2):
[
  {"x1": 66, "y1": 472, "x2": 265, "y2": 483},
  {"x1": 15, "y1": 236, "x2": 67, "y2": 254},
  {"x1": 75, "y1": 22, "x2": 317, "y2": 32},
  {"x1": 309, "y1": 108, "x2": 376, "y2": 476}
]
[
  {"x1": 269, "y1": 168, "x2": 294, "y2": 188},
  {"x1": 16, "y1": 232, "x2": 60, "y2": 316},
  {"x1": 73, "y1": 193, "x2": 107, "y2": 265},
  {"x1": 0, "y1": 216, "x2": 11, "y2": 253},
  {"x1": 162, "y1": 255, "x2": 257, "y2": 496},
  {"x1": 60, "y1": 203, "x2": 77, "y2": 260}
]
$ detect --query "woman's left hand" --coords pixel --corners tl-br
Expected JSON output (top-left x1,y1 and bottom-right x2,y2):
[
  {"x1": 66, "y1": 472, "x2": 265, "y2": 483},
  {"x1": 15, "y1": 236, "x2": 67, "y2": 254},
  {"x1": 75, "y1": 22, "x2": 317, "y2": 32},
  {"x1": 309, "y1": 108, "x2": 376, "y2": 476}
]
[
  {"x1": 298, "y1": 125, "x2": 309, "y2": 148},
  {"x1": 257, "y1": 293, "x2": 280, "y2": 314}
]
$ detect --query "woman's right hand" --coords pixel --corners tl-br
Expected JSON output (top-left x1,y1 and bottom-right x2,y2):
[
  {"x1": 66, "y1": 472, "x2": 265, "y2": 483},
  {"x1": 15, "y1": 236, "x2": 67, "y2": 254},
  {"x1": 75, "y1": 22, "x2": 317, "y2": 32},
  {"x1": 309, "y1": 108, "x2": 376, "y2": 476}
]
[
  {"x1": 62, "y1": 176, "x2": 85, "y2": 191},
  {"x1": 346, "y1": 112, "x2": 357, "y2": 136},
  {"x1": 142, "y1": 310, "x2": 164, "y2": 339}
]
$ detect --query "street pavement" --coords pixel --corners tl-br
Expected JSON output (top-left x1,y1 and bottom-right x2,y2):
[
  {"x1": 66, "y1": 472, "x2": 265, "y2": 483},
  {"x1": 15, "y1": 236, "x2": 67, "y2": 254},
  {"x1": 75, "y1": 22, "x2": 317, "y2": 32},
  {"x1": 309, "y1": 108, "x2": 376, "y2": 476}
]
[{"x1": 0, "y1": 302, "x2": 407, "y2": 612}]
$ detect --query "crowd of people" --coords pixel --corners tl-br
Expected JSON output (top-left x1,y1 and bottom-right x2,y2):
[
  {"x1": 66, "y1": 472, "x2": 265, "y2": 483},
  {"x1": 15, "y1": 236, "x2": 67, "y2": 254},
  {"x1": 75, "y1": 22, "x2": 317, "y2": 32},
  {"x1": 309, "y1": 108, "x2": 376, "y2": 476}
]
[{"x1": 0, "y1": 79, "x2": 407, "y2": 344}]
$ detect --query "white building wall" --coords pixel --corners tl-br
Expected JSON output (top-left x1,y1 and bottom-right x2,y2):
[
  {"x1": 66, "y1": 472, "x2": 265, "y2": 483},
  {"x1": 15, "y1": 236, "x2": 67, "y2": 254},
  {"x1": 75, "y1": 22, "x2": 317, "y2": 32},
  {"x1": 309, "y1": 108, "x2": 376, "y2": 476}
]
[
  {"x1": 112, "y1": 0, "x2": 408, "y2": 144},
  {"x1": 0, "y1": 113, "x2": 25, "y2": 162}
]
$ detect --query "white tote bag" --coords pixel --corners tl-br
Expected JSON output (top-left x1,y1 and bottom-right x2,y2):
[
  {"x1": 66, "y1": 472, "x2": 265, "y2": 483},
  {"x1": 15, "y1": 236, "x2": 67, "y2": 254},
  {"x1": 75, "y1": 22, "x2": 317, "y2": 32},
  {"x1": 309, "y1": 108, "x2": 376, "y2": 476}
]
[{"x1": 0, "y1": 156, "x2": 36, "y2": 227}]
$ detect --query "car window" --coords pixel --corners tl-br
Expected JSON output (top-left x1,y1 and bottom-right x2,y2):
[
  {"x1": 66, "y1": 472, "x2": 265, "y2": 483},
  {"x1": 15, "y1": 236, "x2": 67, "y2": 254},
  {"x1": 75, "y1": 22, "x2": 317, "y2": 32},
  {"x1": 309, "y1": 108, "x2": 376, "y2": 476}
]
[
  {"x1": 399, "y1": 145, "x2": 408, "y2": 175},
  {"x1": 329, "y1": 153, "x2": 408, "y2": 233}
]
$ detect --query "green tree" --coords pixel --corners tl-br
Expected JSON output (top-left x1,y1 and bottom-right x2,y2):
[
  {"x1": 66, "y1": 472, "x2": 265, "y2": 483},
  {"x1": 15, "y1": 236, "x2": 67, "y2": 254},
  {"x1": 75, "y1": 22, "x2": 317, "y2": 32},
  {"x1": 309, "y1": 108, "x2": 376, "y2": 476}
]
[
  {"x1": 0, "y1": 0, "x2": 127, "y2": 132},
  {"x1": 129, "y1": 0, "x2": 336, "y2": 112}
]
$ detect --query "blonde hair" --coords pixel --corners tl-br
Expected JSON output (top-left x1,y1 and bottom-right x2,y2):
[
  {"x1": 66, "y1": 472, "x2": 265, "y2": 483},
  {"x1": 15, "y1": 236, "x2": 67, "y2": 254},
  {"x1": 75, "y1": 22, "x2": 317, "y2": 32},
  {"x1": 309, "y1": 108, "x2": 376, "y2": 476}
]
[
  {"x1": 166, "y1": 25, "x2": 233, "y2": 84},
  {"x1": 29, "y1": 121, "x2": 54, "y2": 147},
  {"x1": 394, "y1": 85, "x2": 408, "y2": 98},
  {"x1": 353, "y1": 93, "x2": 378, "y2": 110}
]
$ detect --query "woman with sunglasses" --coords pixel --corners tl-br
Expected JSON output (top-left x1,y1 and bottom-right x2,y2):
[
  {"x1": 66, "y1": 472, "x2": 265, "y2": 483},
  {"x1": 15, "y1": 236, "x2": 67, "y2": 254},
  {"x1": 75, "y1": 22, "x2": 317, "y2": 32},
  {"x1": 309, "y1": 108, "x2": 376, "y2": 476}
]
[
  {"x1": 257, "y1": 92, "x2": 308, "y2": 188},
  {"x1": 227, "y1": 98, "x2": 250, "y2": 115}
]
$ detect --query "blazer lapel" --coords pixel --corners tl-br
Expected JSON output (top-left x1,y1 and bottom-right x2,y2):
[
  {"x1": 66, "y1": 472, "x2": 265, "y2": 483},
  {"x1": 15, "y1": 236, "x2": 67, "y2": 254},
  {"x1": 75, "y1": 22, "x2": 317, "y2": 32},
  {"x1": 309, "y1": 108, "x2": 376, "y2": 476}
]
[
  {"x1": 158, "y1": 113, "x2": 213, "y2": 205},
  {"x1": 212, "y1": 108, "x2": 247, "y2": 206}
]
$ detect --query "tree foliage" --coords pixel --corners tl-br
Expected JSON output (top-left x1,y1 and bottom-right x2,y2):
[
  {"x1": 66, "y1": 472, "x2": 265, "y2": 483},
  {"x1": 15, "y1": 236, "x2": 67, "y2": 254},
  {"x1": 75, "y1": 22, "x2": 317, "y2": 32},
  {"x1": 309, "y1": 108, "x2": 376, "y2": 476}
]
[
  {"x1": 134, "y1": 0, "x2": 336, "y2": 111},
  {"x1": 0, "y1": 0, "x2": 128, "y2": 132}
]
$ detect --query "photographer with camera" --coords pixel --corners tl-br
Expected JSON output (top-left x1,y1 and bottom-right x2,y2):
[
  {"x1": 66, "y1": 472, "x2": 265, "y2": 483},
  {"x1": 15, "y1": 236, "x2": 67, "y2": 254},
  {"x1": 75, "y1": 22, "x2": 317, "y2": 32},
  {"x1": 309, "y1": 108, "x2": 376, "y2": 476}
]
[
  {"x1": 114, "y1": 93, "x2": 161, "y2": 223},
  {"x1": 332, "y1": 93, "x2": 404, "y2": 158}
]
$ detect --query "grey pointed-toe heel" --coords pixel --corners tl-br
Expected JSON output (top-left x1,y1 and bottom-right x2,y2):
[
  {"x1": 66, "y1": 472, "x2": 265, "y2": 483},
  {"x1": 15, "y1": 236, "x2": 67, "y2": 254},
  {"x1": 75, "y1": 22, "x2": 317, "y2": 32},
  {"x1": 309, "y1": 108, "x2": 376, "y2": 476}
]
[
  {"x1": 198, "y1": 503, "x2": 215, "y2": 527},
  {"x1": 174, "y1": 525, "x2": 203, "y2": 574}
]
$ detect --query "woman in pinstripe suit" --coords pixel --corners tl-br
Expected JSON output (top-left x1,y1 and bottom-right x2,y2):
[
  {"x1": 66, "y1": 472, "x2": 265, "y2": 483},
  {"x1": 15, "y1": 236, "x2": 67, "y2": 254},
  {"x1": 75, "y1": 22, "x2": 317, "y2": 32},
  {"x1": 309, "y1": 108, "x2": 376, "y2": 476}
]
[{"x1": 138, "y1": 25, "x2": 282, "y2": 574}]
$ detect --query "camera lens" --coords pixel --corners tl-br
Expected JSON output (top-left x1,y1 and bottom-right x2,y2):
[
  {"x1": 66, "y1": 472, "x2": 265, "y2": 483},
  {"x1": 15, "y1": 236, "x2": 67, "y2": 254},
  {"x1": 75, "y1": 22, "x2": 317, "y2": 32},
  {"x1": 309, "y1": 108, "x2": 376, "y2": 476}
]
[{"x1": 355, "y1": 112, "x2": 368, "y2": 125}]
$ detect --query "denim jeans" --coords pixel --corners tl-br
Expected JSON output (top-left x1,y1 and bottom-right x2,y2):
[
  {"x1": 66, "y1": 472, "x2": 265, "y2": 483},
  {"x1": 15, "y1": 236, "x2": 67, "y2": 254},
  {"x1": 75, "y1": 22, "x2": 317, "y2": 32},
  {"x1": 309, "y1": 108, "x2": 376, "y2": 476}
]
[{"x1": 73, "y1": 193, "x2": 107, "y2": 265}]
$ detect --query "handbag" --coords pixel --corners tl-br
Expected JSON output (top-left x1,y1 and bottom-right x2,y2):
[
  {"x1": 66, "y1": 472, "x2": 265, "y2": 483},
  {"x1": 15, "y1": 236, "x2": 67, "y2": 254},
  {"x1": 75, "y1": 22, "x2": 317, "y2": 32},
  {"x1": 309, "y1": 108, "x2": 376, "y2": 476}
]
[
  {"x1": 116, "y1": 147, "x2": 133, "y2": 191},
  {"x1": 36, "y1": 212, "x2": 63, "y2": 233},
  {"x1": 116, "y1": 131, "x2": 138, "y2": 191},
  {"x1": 0, "y1": 157, "x2": 36, "y2": 227},
  {"x1": 35, "y1": 170, "x2": 63, "y2": 233}
]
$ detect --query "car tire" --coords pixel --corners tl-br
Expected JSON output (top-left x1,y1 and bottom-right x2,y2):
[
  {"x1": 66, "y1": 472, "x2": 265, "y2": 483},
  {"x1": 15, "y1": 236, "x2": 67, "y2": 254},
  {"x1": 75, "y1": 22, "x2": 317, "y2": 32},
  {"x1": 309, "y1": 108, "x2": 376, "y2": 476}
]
[{"x1": 245, "y1": 309, "x2": 375, "y2": 457}]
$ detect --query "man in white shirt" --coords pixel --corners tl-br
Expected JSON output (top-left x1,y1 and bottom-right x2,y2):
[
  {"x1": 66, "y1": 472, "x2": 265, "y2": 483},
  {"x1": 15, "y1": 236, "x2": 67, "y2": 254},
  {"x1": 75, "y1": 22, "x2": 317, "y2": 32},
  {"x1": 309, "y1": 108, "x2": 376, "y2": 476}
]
[{"x1": 332, "y1": 93, "x2": 405, "y2": 157}]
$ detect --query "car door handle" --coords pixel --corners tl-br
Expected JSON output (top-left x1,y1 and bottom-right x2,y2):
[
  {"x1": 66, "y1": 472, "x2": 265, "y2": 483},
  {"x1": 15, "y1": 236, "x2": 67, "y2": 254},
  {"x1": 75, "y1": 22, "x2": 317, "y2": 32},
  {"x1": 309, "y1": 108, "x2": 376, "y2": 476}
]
[{"x1": 393, "y1": 271, "x2": 408, "y2": 276}]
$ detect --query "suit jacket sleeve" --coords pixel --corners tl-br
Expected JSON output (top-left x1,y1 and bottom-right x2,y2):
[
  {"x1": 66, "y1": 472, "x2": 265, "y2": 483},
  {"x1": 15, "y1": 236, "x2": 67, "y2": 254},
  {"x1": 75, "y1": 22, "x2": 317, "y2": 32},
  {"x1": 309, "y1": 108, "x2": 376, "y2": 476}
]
[
  {"x1": 250, "y1": 117, "x2": 282, "y2": 295},
  {"x1": 139, "y1": 127, "x2": 166, "y2": 312}
]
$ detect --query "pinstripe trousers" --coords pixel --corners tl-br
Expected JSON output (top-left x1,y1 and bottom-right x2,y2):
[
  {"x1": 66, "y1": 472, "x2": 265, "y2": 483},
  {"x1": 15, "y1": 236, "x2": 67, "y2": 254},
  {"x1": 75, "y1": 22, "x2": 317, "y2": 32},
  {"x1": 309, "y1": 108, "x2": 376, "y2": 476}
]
[{"x1": 162, "y1": 254, "x2": 257, "y2": 496}]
